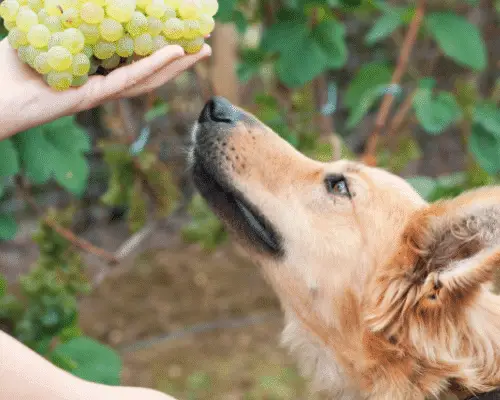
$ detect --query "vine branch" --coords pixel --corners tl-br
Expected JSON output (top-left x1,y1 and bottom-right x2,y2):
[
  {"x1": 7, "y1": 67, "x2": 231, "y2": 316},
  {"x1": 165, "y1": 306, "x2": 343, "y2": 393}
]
[{"x1": 362, "y1": 0, "x2": 426, "y2": 166}]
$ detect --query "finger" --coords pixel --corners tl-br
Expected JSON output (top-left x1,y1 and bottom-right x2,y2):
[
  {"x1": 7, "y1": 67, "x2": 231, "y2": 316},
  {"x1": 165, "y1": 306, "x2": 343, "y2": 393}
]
[
  {"x1": 79, "y1": 45, "x2": 185, "y2": 109},
  {"x1": 118, "y1": 44, "x2": 212, "y2": 98}
]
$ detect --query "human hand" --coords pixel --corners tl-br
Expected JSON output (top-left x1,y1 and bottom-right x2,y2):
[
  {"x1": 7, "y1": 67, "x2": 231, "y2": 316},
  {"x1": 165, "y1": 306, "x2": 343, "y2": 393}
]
[{"x1": 0, "y1": 38, "x2": 211, "y2": 138}]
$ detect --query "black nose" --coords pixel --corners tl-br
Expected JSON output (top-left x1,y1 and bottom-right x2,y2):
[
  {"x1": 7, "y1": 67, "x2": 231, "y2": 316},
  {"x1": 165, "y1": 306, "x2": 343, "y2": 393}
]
[{"x1": 198, "y1": 96, "x2": 238, "y2": 124}]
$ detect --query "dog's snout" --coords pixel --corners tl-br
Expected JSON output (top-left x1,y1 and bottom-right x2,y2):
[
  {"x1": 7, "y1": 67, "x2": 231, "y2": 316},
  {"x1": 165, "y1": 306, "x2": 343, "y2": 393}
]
[{"x1": 198, "y1": 96, "x2": 238, "y2": 124}]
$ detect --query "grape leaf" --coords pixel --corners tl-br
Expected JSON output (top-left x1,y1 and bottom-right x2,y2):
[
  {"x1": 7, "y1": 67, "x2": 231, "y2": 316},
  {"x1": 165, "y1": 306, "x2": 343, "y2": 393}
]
[
  {"x1": 0, "y1": 139, "x2": 20, "y2": 179},
  {"x1": 365, "y1": 8, "x2": 404, "y2": 45},
  {"x1": 407, "y1": 176, "x2": 438, "y2": 200},
  {"x1": 426, "y1": 12, "x2": 487, "y2": 71},
  {"x1": 13, "y1": 117, "x2": 90, "y2": 196},
  {"x1": 469, "y1": 123, "x2": 500, "y2": 175}
]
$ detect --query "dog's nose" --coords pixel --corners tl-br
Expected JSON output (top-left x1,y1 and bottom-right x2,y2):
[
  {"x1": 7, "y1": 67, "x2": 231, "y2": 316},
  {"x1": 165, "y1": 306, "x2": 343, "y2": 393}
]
[{"x1": 198, "y1": 96, "x2": 237, "y2": 124}]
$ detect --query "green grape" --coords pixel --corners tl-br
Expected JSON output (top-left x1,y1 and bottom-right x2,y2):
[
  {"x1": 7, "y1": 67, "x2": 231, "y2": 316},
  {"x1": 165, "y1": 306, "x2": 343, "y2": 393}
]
[
  {"x1": 201, "y1": 0, "x2": 217, "y2": 17},
  {"x1": 82, "y1": 44, "x2": 93, "y2": 58},
  {"x1": 80, "y1": 2, "x2": 104, "y2": 24},
  {"x1": 16, "y1": 8, "x2": 38, "y2": 31},
  {"x1": 61, "y1": 28, "x2": 85, "y2": 54},
  {"x1": 37, "y1": 8, "x2": 49, "y2": 23},
  {"x1": 33, "y1": 52, "x2": 51, "y2": 73},
  {"x1": 46, "y1": 70, "x2": 73, "y2": 90},
  {"x1": 72, "y1": 53, "x2": 90, "y2": 75},
  {"x1": 47, "y1": 45, "x2": 73, "y2": 70},
  {"x1": 198, "y1": 15, "x2": 214, "y2": 36},
  {"x1": 27, "y1": 0, "x2": 43, "y2": 12},
  {"x1": 8, "y1": 28, "x2": 29, "y2": 49},
  {"x1": 164, "y1": 0, "x2": 179, "y2": 8},
  {"x1": 18, "y1": 44, "x2": 41, "y2": 65},
  {"x1": 61, "y1": 7, "x2": 81, "y2": 27},
  {"x1": 183, "y1": 19, "x2": 200, "y2": 40},
  {"x1": 145, "y1": 0, "x2": 165, "y2": 18},
  {"x1": 48, "y1": 31, "x2": 63, "y2": 47},
  {"x1": 101, "y1": 53, "x2": 120, "y2": 69},
  {"x1": 87, "y1": 0, "x2": 104, "y2": 6},
  {"x1": 177, "y1": 0, "x2": 201, "y2": 20},
  {"x1": 152, "y1": 34, "x2": 167, "y2": 51},
  {"x1": 27, "y1": 24, "x2": 51, "y2": 48},
  {"x1": 99, "y1": 18, "x2": 123, "y2": 41},
  {"x1": 0, "y1": 0, "x2": 20, "y2": 22},
  {"x1": 79, "y1": 22, "x2": 100, "y2": 44},
  {"x1": 125, "y1": 11, "x2": 147, "y2": 37},
  {"x1": 72, "y1": 74, "x2": 89, "y2": 86},
  {"x1": 133, "y1": 32, "x2": 152, "y2": 56},
  {"x1": 116, "y1": 34, "x2": 134, "y2": 57},
  {"x1": 183, "y1": 36, "x2": 203, "y2": 54},
  {"x1": 163, "y1": 5, "x2": 175, "y2": 19},
  {"x1": 135, "y1": 0, "x2": 150, "y2": 10},
  {"x1": 93, "y1": 40, "x2": 115, "y2": 59},
  {"x1": 44, "y1": 0, "x2": 63, "y2": 16},
  {"x1": 105, "y1": 0, "x2": 135, "y2": 23},
  {"x1": 44, "y1": 15, "x2": 62, "y2": 32},
  {"x1": 163, "y1": 17, "x2": 183, "y2": 40},
  {"x1": 4, "y1": 19, "x2": 17, "y2": 30},
  {"x1": 146, "y1": 16, "x2": 162, "y2": 35},
  {"x1": 89, "y1": 58, "x2": 99, "y2": 73}
]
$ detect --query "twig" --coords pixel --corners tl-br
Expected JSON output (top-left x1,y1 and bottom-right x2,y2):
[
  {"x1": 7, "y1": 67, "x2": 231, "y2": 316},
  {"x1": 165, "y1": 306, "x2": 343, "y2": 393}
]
[
  {"x1": 362, "y1": 0, "x2": 426, "y2": 166},
  {"x1": 385, "y1": 89, "x2": 417, "y2": 150}
]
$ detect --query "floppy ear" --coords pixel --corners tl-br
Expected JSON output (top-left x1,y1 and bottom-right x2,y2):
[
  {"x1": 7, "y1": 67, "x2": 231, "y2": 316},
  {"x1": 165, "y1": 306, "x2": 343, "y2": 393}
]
[{"x1": 366, "y1": 187, "x2": 500, "y2": 335}]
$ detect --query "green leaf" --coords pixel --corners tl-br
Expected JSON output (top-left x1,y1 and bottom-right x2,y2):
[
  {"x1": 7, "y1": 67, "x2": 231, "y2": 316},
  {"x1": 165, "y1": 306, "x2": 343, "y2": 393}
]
[
  {"x1": 0, "y1": 213, "x2": 17, "y2": 241},
  {"x1": 215, "y1": 0, "x2": 237, "y2": 22},
  {"x1": 346, "y1": 84, "x2": 387, "y2": 129},
  {"x1": 51, "y1": 337, "x2": 122, "y2": 385},
  {"x1": 365, "y1": 9, "x2": 404, "y2": 45},
  {"x1": 311, "y1": 19, "x2": 347, "y2": 69},
  {"x1": 237, "y1": 49, "x2": 265, "y2": 83},
  {"x1": 145, "y1": 103, "x2": 168, "y2": 123},
  {"x1": 344, "y1": 62, "x2": 392, "y2": 110},
  {"x1": 426, "y1": 12, "x2": 487, "y2": 71},
  {"x1": 473, "y1": 103, "x2": 500, "y2": 135},
  {"x1": 0, "y1": 273, "x2": 7, "y2": 298},
  {"x1": 14, "y1": 117, "x2": 90, "y2": 196},
  {"x1": 407, "y1": 176, "x2": 438, "y2": 200},
  {"x1": 413, "y1": 78, "x2": 461, "y2": 135},
  {"x1": 469, "y1": 122, "x2": 500, "y2": 175},
  {"x1": 0, "y1": 139, "x2": 20, "y2": 178}
]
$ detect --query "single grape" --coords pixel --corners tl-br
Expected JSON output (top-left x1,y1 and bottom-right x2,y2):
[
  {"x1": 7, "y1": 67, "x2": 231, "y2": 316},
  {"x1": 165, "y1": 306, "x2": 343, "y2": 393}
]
[
  {"x1": 33, "y1": 52, "x2": 52, "y2": 73},
  {"x1": 61, "y1": 7, "x2": 81, "y2": 27},
  {"x1": 8, "y1": 28, "x2": 28, "y2": 49},
  {"x1": 177, "y1": 0, "x2": 201, "y2": 20},
  {"x1": 198, "y1": 15, "x2": 214, "y2": 36},
  {"x1": 135, "y1": 0, "x2": 150, "y2": 10},
  {"x1": 201, "y1": 0, "x2": 218, "y2": 17},
  {"x1": 18, "y1": 44, "x2": 42, "y2": 66},
  {"x1": 27, "y1": 24, "x2": 51, "y2": 48},
  {"x1": 4, "y1": 19, "x2": 17, "y2": 30},
  {"x1": 164, "y1": 0, "x2": 179, "y2": 8},
  {"x1": 44, "y1": 0, "x2": 63, "y2": 16},
  {"x1": 0, "y1": 0, "x2": 20, "y2": 22},
  {"x1": 145, "y1": 0, "x2": 165, "y2": 19},
  {"x1": 87, "y1": 0, "x2": 105, "y2": 6},
  {"x1": 152, "y1": 34, "x2": 167, "y2": 51},
  {"x1": 48, "y1": 31, "x2": 64, "y2": 47},
  {"x1": 93, "y1": 40, "x2": 116, "y2": 59},
  {"x1": 47, "y1": 70, "x2": 73, "y2": 90},
  {"x1": 99, "y1": 18, "x2": 124, "y2": 42},
  {"x1": 163, "y1": 6, "x2": 175, "y2": 19},
  {"x1": 105, "y1": 0, "x2": 135, "y2": 23},
  {"x1": 16, "y1": 8, "x2": 38, "y2": 31},
  {"x1": 116, "y1": 34, "x2": 134, "y2": 57},
  {"x1": 125, "y1": 11, "x2": 147, "y2": 37},
  {"x1": 183, "y1": 36, "x2": 203, "y2": 54},
  {"x1": 163, "y1": 17, "x2": 183, "y2": 40},
  {"x1": 133, "y1": 32, "x2": 152, "y2": 56},
  {"x1": 79, "y1": 23, "x2": 100, "y2": 44},
  {"x1": 147, "y1": 16, "x2": 162, "y2": 36},
  {"x1": 80, "y1": 2, "x2": 104, "y2": 24},
  {"x1": 183, "y1": 20, "x2": 200, "y2": 40},
  {"x1": 37, "y1": 8, "x2": 49, "y2": 23},
  {"x1": 72, "y1": 74, "x2": 89, "y2": 87},
  {"x1": 47, "y1": 45, "x2": 73, "y2": 70},
  {"x1": 27, "y1": 0, "x2": 43, "y2": 12},
  {"x1": 61, "y1": 27, "x2": 85, "y2": 53},
  {"x1": 44, "y1": 15, "x2": 62, "y2": 32},
  {"x1": 82, "y1": 44, "x2": 93, "y2": 57},
  {"x1": 72, "y1": 53, "x2": 91, "y2": 75},
  {"x1": 101, "y1": 53, "x2": 120, "y2": 69}
]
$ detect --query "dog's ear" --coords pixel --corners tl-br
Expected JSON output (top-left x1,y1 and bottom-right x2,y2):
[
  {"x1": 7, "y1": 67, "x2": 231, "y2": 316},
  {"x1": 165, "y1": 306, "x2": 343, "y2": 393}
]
[{"x1": 366, "y1": 188, "x2": 500, "y2": 336}]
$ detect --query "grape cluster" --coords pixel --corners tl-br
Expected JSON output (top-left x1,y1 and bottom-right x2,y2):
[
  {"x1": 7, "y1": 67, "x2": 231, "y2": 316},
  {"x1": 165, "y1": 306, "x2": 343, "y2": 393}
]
[{"x1": 0, "y1": 0, "x2": 217, "y2": 90}]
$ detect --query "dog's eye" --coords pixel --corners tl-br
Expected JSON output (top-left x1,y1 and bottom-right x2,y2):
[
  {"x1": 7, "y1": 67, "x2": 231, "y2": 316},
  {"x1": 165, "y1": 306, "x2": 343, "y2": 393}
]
[{"x1": 325, "y1": 175, "x2": 351, "y2": 197}]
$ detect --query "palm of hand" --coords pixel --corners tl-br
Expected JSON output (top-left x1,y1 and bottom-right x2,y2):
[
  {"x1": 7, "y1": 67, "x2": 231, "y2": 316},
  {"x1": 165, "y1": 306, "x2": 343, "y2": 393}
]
[{"x1": 0, "y1": 39, "x2": 211, "y2": 135}]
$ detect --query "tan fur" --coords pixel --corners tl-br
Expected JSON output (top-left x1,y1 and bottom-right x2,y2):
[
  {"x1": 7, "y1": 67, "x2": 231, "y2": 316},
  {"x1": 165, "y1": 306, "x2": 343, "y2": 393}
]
[{"x1": 193, "y1": 111, "x2": 500, "y2": 400}]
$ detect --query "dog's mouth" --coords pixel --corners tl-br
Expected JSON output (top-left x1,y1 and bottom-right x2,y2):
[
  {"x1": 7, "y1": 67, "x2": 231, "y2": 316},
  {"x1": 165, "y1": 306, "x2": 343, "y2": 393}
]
[{"x1": 192, "y1": 156, "x2": 283, "y2": 257}]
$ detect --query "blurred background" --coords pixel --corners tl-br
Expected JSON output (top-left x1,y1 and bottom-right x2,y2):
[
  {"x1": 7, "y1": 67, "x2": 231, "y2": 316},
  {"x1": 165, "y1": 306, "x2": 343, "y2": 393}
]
[{"x1": 0, "y1": 0, "x2": 499, "y2": 399}]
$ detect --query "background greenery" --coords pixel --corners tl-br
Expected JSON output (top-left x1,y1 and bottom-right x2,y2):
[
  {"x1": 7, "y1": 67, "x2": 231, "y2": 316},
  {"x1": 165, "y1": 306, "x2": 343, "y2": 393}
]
[{"x1": 0, "y1": 0, "x2": 499, "y2": 397}]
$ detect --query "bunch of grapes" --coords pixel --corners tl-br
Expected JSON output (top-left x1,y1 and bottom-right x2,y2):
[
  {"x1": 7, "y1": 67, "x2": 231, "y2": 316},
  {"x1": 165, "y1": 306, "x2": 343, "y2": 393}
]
[{"x1": 0, "y1": 0, "x2": 217, "y2": 90}]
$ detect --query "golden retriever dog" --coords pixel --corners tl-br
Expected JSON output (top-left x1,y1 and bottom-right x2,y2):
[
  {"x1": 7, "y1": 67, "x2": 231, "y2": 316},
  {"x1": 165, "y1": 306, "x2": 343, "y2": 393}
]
[{"x1": 189, "y1": 97, "x2": 500, "y2": 400}]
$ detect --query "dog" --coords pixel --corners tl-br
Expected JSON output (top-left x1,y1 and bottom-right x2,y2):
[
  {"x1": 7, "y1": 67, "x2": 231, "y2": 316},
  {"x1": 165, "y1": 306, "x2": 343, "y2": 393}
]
[{"x1": 189, "y1": 97, "x2": 500, "y2": 400}]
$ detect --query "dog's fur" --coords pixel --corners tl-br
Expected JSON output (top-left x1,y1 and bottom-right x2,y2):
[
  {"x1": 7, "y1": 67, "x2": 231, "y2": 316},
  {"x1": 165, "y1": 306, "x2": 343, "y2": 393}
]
[{"x1": 190, "y1": 98, "x2": 500, "y2": 400}]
